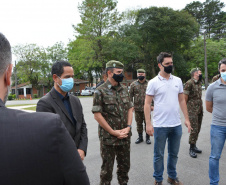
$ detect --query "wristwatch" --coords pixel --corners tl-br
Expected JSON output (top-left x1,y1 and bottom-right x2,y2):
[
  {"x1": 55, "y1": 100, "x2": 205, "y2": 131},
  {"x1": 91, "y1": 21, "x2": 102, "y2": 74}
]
[{"x1": 127, "y1": 125, "x2": 132, "y2": 128}]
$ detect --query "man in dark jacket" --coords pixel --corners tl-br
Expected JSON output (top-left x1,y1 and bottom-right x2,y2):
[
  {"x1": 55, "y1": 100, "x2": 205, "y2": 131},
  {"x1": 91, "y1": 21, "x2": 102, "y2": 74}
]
[
  {"x1": 0, "y1": 32, "x2": 89, "y2": 185},
  {"x1": 36, "y1": 61, "x2": 88, "y2": 160}
]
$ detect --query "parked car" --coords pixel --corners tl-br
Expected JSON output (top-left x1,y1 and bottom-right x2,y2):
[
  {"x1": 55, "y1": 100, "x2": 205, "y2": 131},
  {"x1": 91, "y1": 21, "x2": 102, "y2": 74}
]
[
  {"x1": 81, "y1": 87, "x2": 96, "y2": 96},
  {"x1": 202, "y1": 85, "x2": 205, "y2": 90}
]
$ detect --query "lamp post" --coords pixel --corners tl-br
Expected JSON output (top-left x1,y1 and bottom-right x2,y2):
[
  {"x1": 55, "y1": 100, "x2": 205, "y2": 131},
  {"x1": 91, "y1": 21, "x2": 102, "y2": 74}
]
[
  {"x1": 14, "y1": 61, "x2": 18, "y2": 99},
  {"x1": 204, "y1": 32, "x2": 209, "y2": 89}
]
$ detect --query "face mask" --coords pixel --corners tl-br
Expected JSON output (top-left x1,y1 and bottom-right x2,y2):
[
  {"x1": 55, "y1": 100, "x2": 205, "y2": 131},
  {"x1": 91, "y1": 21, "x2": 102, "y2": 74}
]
[
  {"x1": 138, "y1": 76, "x2": 145, "y2": 81},
  {"x1": 221, "y1": 72, "x2": 226, "y2": 81},
  {"x1": 112, "y1": 73, "x2": 124, "y2": 82},
  {"x1": 58, "y1": 76, "x2": 74, "y2": 92},
  {"x1": 199, "y1": 74, "x2": 202, "y2": 81},
  {"x1": 161, "y1": 63, "x2": 173, "y2": 74}
]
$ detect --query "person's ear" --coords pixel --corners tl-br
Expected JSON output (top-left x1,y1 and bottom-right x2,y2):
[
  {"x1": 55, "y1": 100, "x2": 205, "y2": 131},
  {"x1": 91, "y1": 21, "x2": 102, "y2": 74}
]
[
  {"x1": 53, "y1": 74, "x2": 59, "y2": 83},
  {"x1": 5, "y1": 64, "x2": 13, "y2": 86}
]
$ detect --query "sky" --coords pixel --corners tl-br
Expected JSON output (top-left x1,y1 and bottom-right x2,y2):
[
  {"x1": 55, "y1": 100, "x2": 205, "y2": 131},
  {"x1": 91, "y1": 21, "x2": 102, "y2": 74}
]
[{"x1": 1, "y1": 0, "x2": 226, "y2": 49}]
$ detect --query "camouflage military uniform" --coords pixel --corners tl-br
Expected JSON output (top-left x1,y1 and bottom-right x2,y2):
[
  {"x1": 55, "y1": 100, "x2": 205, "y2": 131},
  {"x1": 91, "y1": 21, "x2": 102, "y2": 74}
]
[
  {"x1": 212, "y1": 74, "x2": 221, "y2": 82},
  {"x1": 184, "y1": 78, "x2": 203, "y2": 145},
  {"x1": 92, "y1": 80, "x2": 133, "y2": 185},
  {"x1": 129, "y1": 79, "x2": 148, "y2": 133}
]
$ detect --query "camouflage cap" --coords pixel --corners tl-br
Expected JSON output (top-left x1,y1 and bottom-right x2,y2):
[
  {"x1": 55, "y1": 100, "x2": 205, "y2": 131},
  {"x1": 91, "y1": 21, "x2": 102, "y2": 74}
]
[
  {"x1": 137, "y1": 69, "x2": 145, "y2": 73},
  {"x1": 106, "y1": 60, "x2": 124, "y2": 69},
  {"x1": 190, "y1": 67, "x2": 201, "y2": 74}
]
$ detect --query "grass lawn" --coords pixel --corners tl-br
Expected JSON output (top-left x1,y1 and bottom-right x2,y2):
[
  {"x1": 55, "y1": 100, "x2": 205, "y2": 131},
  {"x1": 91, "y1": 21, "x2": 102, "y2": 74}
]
[
  {"x1": 22, "y1": 106, "x2": 37, "y2": 111},
  {"x1": 6, "y1": 104, "x2": 36, "y2": 107}
]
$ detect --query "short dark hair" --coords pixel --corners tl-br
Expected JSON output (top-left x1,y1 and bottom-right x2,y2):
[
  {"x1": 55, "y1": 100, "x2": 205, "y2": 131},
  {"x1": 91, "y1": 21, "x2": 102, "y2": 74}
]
[
  {"x1": 0, "y1": 33, "x2": 12, "y2": 76},
  {"x1": 51, "y1": 61, "x2": 72, "y2": 77},
  {"x1": 218, "y1": 58, "x2": 226, "y2": 70},
  {"x1": 157, "y1": 52, "x2": 172, "y2": 64},
  {"x1": 105, "y1": 68, "x2": 114, "y2": 77}
]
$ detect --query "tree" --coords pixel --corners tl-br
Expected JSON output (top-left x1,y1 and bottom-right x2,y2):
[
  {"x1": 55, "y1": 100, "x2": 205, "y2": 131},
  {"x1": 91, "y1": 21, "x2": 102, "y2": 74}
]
[
  {"x1": 184, "y1": 38, "x2": 226, "y2": 81},
  {"x1": 71, "y1": 0, "x2": 122, "y2": 78},
  {"x1": 13, "y1": 42, "x2": 68, "y2": 94},
  {"x1": 134, "y1": 7, "x2": 199, "y2": 78}
]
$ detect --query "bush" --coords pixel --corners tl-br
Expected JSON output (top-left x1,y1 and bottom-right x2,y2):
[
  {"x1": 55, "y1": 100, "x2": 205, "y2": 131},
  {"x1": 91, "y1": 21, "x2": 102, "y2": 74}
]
[
  {"x1": 12, "y1": 94, "x2": 16, "y2": 99},
  {"x1": 8, "y1": 94, "x2": 13, "y2": 100},
  {"x1": 33, "y1": 94, "x2": 38, "y2": 98}
]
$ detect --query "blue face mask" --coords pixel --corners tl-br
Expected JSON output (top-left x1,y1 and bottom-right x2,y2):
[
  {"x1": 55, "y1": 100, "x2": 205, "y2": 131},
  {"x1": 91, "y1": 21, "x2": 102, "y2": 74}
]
[
  {"x1": 58, "y1": 76, "x2": 74, "y2": 92},
  {"x1": 221, "y1": 72, "x2": 226, "y2": 82}
]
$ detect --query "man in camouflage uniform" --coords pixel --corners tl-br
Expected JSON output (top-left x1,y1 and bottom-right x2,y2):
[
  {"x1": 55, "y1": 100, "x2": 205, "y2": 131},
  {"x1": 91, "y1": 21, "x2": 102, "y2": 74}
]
[
  {"x1": 92, "y1": 60, "x2": 133, "y2": 185},
  {"x1": 129, "y1": 69, "x2": 152, "y2": 144},
  {"x1": 184, "y1": 68, "x2": 203, "y2": 158}
]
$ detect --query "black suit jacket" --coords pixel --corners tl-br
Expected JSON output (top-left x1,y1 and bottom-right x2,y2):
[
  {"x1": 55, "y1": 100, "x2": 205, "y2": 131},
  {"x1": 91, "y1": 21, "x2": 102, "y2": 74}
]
[
  {"x1": 36, "y1": 88, "x2": 88, "y2": 154},
  {"x1": 0, "y1": 99, "x2": 89, "y2": 185}
]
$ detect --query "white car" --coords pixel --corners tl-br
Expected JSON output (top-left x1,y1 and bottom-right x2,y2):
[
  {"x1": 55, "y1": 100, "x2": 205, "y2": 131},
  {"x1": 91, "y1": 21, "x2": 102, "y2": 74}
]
[{"x1": 81, "y1": 87, "x2": 96, "y2": 96}]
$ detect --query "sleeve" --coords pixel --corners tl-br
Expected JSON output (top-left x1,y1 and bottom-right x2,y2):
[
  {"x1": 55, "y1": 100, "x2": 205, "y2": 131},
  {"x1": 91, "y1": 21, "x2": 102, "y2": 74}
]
[
  {"x1": 129, "y1": 83, "x2": 134, "y2": 102},
  {"x1": 77, "y1": 100, "x2": 88, "y2": 155},
  {"x1": 91, "y1": 89, "x2": 103, "y2": 113},
  {"x1": 206, "y1": 84, "x2": 213, "y2": 102},
  {"x1": 183, "y1": 80, "x2": 191, "y2": 95},
  {"x1": 146, "y1": 80, "x2": 155, "y2": 96},
  {"x1": 56, "y1": 115, "x2": 90, "y2": 185},
  {"x1": 178, "y1": 78, "x2": 184, "y2": 94}
]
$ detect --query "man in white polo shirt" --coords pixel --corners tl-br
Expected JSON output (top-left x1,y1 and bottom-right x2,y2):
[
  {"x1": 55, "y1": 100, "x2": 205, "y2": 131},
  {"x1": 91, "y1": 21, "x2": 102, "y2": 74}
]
[{"x1": 144, "y1": 52, "x2": 191, "y2": 185}]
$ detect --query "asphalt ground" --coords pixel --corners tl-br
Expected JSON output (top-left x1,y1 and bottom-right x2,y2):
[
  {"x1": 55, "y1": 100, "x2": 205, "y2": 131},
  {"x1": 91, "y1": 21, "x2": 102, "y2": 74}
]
[
  {"x1": 5, "y1": 92, "x2": 226, "y2": 185},
  {"x1": 82, "y1": 91, "x2": 226, "y2": 185}
]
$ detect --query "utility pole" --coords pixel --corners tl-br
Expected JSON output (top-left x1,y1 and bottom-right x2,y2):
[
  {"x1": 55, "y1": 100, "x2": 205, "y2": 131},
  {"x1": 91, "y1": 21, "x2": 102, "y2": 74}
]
[
  {"x1": 204, "y1": 32, "x2": 209, "y2": 89},
  {"x1": 14, "y1": 61, "x2": 18, "y2": 99}
]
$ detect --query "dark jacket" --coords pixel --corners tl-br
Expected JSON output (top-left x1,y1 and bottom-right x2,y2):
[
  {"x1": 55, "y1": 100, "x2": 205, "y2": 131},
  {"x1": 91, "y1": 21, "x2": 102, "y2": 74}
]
[
  {"x1": 0, "y1": 99, "x2": 90, "y2": 185},
  {"x1": 36, "y1": 87, "x2": 88, "y2": 154}
]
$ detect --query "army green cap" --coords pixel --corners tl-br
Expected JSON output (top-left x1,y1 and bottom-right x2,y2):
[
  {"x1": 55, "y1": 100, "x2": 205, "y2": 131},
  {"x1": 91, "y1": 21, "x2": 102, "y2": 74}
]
[
  {"x1": 190, "y1": 67, "x2": 201, "y2": 74},
  {"x1": 137, "y1": 69, "x2": 146, "y2": 73},
  {"x1": 106, "y1": 60, "x2": 124, "y2": 69}
]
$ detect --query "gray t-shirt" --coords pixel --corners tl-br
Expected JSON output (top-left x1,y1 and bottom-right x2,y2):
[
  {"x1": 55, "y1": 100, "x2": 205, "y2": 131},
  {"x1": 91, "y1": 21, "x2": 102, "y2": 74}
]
[{"x1": 206, "y1": 78, "x2": 226, "y2": 126}]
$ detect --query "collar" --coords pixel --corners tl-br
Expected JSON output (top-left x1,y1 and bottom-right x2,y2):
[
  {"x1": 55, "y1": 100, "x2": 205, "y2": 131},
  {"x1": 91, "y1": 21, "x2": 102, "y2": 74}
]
[
  {"x1": 54, "y1": 87, "x2": 69, "y2": 100},
  {"x1": 105, "y1": 79, "x2": 122, "y2": 91},
  {"x1": 217, "y1": 78, "x2": 226, "y2": 86},
  {"x1": 158, "y1": 73, "x2": 173, "y2": 81},
  {"x1": 192, "y1": 78, "x2": 199, "y2": 83}
]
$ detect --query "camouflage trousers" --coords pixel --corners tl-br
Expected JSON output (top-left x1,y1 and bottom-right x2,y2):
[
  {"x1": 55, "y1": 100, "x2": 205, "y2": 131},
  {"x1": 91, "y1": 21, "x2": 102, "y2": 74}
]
[
  {"x1": 189, "y1": 111, "x2": 203, "y2": 144},
  {"x1": 135, "y1": 111, "x2": 146, "y2": 134},
  {"x1": 100, "y1": 142, "x2": 130, "y2": 185}
]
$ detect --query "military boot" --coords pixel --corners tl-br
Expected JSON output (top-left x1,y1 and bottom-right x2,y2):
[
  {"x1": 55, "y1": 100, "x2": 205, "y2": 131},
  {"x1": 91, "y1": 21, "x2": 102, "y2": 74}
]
[
  {"x1": 194, "y1": 145, "x2": 202, "y2": 153},
  {"x1": 146, "y1": 133, "x2": 151, "y2": 144},
  {"x1": 189, "y1": 144, "x2": 197, "y2": 158},
  {"x1": 135, "y1": 133, "x2": 143, "y2": 144}
]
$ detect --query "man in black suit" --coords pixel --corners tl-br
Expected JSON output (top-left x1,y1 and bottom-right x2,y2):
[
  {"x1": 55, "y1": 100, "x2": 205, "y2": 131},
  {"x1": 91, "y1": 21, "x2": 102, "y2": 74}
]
[
  {"x1": 36, "y1": 61, "x2": 88, "y2": 160},
  {"x1": 0, "y1": 33, "x2": 90, "y2": 184}
]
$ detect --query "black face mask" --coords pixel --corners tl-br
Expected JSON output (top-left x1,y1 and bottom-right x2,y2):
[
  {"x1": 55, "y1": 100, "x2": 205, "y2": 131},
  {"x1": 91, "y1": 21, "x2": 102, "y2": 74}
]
[
  {"x1": 199, "y1": 74, "x2": 202, "y2": 81},
  {"x1": 112, "y1": 73, "x2": 124, "y2": 82},
  {"x1": 161, "y1": 63, "x2": 173, "y2": 74},
  {"x1": 138, "y1": 76, "x2": 145, "y2": 81}
]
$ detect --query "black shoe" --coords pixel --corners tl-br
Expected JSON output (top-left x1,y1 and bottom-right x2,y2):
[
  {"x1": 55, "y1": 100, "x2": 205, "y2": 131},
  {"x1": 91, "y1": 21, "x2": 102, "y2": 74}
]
[
  {"x1": 135, "y1": 133, "x2": 143, "y2": 144},
  {"x1": 146, "y1": 134, "x2": 151, "y2": 144},
  {"x1": 193, "y1": 145, "x2": 202, "y2": 153},
  {"x1": 189, "y1": 148, "x2": 197, "y2": 158}
]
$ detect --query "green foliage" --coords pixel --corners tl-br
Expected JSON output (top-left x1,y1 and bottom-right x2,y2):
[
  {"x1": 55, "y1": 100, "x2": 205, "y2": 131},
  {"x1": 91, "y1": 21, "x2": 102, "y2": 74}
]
[
  {"x1": 33, "y1": 94, "x2": 38, "y2": 98},
  {"x1": 12, "y1": 94, "x2": 16, "y2": 99},
  {"x1": 13, "y1": 42, "x2": 68, "y2": 90},
  {"x1": 184, "y1": 0, "x2": 225, "y2": 39},
  {"x1": 8, "y1": 94, "x2": 13, "y2": 100},
  {"x1": 184, "y1": 38, "x2": 226, "y2": 80}
]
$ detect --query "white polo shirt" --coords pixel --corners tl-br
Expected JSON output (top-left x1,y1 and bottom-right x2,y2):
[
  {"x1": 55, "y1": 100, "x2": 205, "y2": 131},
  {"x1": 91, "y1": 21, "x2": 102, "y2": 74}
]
[{"x1": 146, "y1": 73, "x2": 184, "y2": 127}]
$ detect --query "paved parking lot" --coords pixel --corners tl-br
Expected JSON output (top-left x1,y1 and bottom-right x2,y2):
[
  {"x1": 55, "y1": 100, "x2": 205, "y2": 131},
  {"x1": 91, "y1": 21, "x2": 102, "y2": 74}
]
[{"x1": 82, "y1": 92, "x2": 226, "y2": 185}]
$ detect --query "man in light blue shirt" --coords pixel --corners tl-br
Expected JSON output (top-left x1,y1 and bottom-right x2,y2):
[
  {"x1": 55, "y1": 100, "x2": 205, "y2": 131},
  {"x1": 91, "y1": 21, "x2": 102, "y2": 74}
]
[{"x1": 206, "y1": 58, "x2": 226, "y2": 185}]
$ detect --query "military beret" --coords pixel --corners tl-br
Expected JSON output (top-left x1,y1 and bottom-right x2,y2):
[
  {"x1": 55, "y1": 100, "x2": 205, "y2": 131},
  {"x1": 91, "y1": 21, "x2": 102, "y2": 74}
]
[
  {"x1": 106, "y1": 60, "x2": 124, "y2": 69},
  {"x1": 190, "y1": 67, "x2": 201, "y2": 74},
  {"x1": 137, "y1": 69, "x2": 146, "y2": 73}
]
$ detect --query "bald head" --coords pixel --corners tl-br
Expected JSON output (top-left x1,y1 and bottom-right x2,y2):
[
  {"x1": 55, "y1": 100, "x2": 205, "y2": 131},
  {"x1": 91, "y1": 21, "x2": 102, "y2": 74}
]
[{"x1": 0, "y1": 33, "x2": 12, "y2": 76}]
